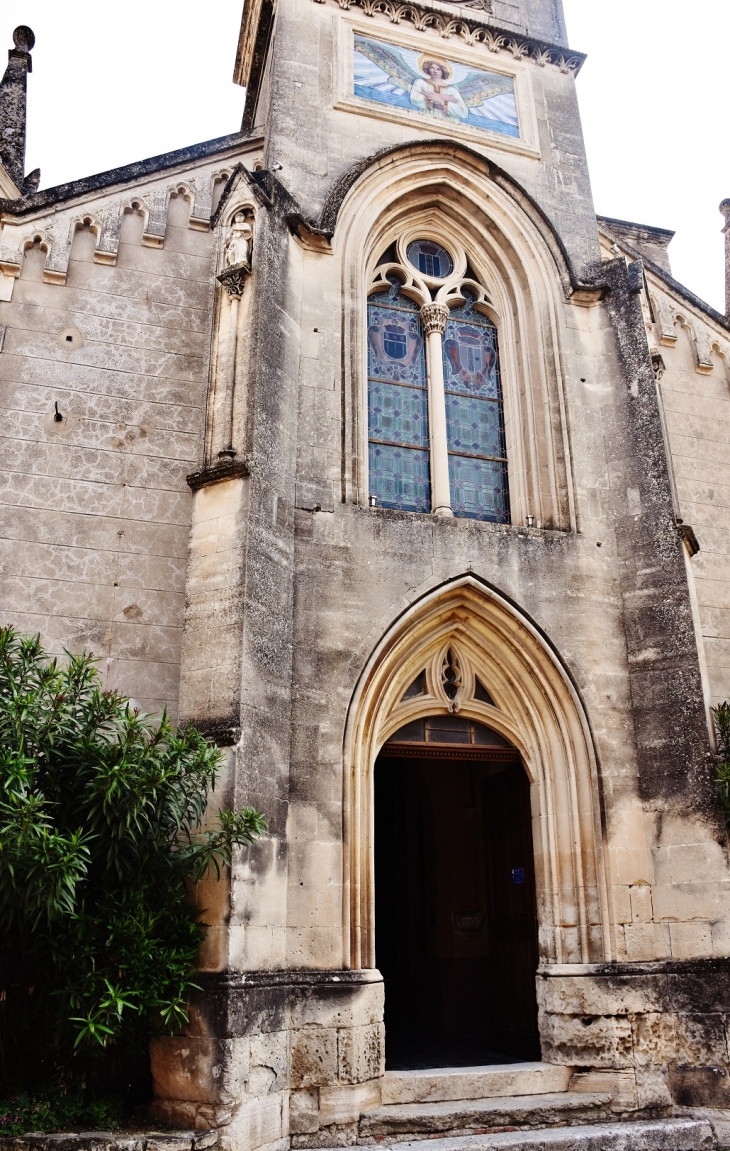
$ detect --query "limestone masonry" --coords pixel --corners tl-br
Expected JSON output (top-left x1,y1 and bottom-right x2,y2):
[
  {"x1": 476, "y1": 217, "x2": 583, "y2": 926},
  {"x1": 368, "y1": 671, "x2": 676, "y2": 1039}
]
[{"x1": 3, "y1": 2, "x2": 730, "y2": 1149}]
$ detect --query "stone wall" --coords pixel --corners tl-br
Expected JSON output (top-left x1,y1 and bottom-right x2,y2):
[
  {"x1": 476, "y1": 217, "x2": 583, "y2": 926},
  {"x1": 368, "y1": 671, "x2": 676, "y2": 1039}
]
[
  {"x1": 151, "y1": 974, "x2": 384, "y2": 1149},
  {"x1": 0, "y1": 141, "x2": 260, "y2": 717},
  {"x1": 652, "y1": 293, "x2": 730, "y2": 709},
  {"x1": 541, "y1": 960, "x2": 730, "y2": 1112}
]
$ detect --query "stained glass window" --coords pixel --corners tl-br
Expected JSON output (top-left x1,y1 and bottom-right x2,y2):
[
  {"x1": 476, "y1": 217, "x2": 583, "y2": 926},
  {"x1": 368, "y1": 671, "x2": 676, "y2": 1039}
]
[
  {"x1": 367, "y1": 288, "x2": 431, "y2": 512},
  {"x1": 406, "y1": 240, "x2": 454, "y2": 280},
  {"x1": 442, "y1": 302, "x2": 510, "y2": 522}
]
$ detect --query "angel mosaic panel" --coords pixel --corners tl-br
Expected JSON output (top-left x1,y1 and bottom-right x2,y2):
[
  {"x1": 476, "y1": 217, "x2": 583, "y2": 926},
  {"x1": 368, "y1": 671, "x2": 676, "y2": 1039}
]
[{"x1": 353, "y1": 33, "x2": 519, "y2": 138}]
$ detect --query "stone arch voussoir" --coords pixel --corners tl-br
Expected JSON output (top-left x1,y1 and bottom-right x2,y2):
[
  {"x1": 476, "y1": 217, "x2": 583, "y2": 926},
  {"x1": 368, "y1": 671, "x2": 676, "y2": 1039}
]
[{"x1": 343, "y1": 575, "x2": 610, "y2": 972}]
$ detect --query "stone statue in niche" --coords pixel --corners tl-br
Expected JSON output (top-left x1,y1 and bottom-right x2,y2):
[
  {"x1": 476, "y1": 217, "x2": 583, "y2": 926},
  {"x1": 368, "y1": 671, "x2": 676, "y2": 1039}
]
[{"x1": 224, "y1": 213, "x2": 253, "y2": 270}]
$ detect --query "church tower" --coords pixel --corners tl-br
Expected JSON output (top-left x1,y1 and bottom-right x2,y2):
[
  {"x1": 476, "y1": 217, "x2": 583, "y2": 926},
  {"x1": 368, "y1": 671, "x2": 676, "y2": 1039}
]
[{"x1": 147, "y1": 0, "x2": 730, "y2": 1141}]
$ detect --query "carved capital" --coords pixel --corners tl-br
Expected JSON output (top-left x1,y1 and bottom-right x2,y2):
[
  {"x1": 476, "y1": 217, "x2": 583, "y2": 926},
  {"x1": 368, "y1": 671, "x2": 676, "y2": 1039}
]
[
  {"x1": 420, "y1": 303, "x2": 449, "y2": 336},
  {"x1": 217, "y1": 262, "x2": 250, "y2": 299}
]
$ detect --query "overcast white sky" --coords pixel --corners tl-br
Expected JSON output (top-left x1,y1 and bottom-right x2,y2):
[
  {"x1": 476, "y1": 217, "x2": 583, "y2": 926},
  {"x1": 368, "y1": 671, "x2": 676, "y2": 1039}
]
[{"x1": 1, "y1": 1, "x2": 727, "y2": 311}]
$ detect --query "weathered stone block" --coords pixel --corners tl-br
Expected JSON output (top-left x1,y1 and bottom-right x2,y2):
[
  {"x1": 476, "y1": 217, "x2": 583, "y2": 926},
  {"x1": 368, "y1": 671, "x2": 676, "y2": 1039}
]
[
  {"x1": 668, "y1": 1065, "x2": 730, "y2": 1108},
  {"x1": 290, "y1": 981, "x2": 384, "y2": 1030},
  {"x1": 570, "y1": 1068, "x2": 638, "y2": 1111},
  {"x1": 538, "y1": 974, "x2": 667, "y2": 1017},
  {"x1": 540, "y1": 1012, "x2": 634, "y2": 1068},
  {"x1": 631, "y1": 1011, "x2": 677, "y2": 1067},
  {"x1": 673, "y1": 1012, "x2": 729, "y2": 1067},
  {"x1": 337, "y1": 1024, "x2": 385, "y2": 1085},
  {"x1": 319, "y1": 1080, "x2": 381, "y2": 1126},
  {"x1": 290, "y1": 1028, "x2": 339, "y2": 1088},
  {"x1": 290, "y1": 1121, "x2": 358, "y2": 1149},
  {"x1": 289, "y1": 1089, "x2": 320, "y2": 1134},
  {"x1": 635, "y1": 1066, "x2": 673, "y2": 1110},
  {"x1": 221, "y1": 1091, "x2": 285, "y2": 1151},
  {"x1": 150, "y1": 1037, "x2": 241, "y2": 1104},
  {"x1": 250, "y1": 1030, "x2": 289, "y2": 1094}
]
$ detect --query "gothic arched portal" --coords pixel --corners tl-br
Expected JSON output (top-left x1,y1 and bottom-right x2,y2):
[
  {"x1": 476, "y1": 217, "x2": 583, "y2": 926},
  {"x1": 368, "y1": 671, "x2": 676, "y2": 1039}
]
[{"x1": 342, "y1": 577, "x2": 611, "y2": 979}]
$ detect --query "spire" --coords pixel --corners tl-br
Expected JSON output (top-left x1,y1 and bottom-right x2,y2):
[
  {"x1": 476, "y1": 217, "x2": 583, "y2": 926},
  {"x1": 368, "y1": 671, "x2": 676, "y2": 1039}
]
[
  {"x1": 721, "y1": 200, "x2": 730, "y2": 320},
  {"x1": 0, "y1": 25, "x2": 40, "y2": 196}
]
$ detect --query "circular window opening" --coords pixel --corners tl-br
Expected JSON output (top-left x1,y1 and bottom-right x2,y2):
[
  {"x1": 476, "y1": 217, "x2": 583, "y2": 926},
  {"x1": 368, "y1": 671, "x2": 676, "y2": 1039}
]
[{"x1": 406, "y1": 239, "x2": 454, "y2": 279}]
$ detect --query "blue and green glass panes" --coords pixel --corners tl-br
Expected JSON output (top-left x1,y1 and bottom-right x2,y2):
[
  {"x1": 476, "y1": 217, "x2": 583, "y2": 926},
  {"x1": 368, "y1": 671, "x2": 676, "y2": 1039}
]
[
  {"x1": 443, "y1": 302, "x2": 510, "y2": 522},
  {"x1": 367, "y1": 288, "x2": 430, "y2": 512},
  {"x1": 405, "y1": 239, "x2": 454, "y2": 280}
]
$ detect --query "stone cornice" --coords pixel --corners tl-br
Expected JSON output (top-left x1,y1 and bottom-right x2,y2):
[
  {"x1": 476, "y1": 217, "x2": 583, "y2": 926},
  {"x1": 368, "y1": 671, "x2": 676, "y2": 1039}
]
[
  {"x1": 313, "y1": 0, "x2": 586, "y2": 75},
  {"x1": 186, "y1": 458, "x2": 250, "y2": 491}
]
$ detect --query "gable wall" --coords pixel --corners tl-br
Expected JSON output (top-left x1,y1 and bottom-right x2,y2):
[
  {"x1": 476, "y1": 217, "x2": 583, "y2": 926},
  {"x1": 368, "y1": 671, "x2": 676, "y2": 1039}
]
[{"x1": 650, "y1": 291, "x2": 730, "y2": 710}]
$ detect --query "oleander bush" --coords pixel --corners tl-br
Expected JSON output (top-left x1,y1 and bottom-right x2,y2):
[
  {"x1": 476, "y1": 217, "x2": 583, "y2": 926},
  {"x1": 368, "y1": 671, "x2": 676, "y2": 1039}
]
[
  {"x1": 0, "y1": 627, "x2": 266, "y2": 1101},
  {"x1": 712, "y1": 701, "x2": 730, "y2": 829},
  {"x1": 0, "y1": 1088, "x2": 123, "y2": 1136}
]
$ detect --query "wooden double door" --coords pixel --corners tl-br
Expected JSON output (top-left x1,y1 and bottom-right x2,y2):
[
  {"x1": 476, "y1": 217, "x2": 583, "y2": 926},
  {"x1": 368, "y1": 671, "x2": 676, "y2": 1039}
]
[{"x1": 374, "y1": 745, "x2": 540, "y2": 1064}]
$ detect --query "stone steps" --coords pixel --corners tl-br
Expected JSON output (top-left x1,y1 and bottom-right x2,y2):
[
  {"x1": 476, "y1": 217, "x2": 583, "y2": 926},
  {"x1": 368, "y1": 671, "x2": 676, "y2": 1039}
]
[
  {"x1": 358, "y1": 1090, "x2": 613, "y2": 1141},
  {"x1": 349, "y1": 1118, "x2": 714, "y2": 1150},
  {"x1": 381, "y1": 1063, "x2": 573, "y2": 1105}
]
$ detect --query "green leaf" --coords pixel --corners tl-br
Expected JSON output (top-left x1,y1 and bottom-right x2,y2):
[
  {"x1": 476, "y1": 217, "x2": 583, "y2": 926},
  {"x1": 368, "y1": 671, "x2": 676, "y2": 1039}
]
[{"x1": 0, "y1": 626, "x2": 266, "y2": 1082}]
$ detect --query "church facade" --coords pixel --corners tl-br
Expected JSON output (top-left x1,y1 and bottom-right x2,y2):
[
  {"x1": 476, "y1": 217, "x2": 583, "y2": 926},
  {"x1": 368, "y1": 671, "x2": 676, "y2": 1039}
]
[{"x1": 3, "y1": 2, "x2": 730, "y2": 1148}]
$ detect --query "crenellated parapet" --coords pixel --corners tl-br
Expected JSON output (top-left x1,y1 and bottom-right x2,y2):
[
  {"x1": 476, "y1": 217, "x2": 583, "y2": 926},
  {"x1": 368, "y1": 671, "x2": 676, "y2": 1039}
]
[{"x1": 0, "y1": 158, "x2": 246, "y2": 296}]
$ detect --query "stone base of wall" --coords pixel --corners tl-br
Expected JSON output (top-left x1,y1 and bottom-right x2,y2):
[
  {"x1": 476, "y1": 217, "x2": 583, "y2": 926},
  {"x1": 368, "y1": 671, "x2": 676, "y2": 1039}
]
[
  {"x1": 540, "y1": 958, "x2": 730, "y2": 1110},
  {"x1": 149, "y1": 960, "x2": 730, "y2": 1150},
  {"x1": 0, "y1": 1132, "x2": 219, "y2": 1151},
  {"x1": 150, "y1": 971, "x2": 384, "y2": 1147}
]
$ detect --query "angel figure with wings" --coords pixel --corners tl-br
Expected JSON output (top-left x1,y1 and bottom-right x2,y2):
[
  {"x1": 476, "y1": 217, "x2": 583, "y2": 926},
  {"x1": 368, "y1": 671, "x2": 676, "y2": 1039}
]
[{"x1": 354, "y1": 37, "x2": 515, "y2": 126}]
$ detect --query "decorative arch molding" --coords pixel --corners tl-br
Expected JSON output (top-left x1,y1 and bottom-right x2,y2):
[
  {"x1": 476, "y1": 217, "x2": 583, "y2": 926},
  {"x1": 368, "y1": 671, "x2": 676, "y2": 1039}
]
[
  {"x1": 318, "y1": 140, "x2": 588, "y2": 296},
  {"x1": 651, "y1": 291, "x2": 730, "y2": 377},
  {"x1": 342, "y1": 575, "x2": 611, "y2": 971},
  {"x1": 334, "y1": 141, "x2": 580, "y2": 528}
]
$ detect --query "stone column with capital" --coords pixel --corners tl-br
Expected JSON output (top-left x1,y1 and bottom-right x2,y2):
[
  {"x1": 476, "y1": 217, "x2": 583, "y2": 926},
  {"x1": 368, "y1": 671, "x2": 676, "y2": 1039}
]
[
  {"x1": 721, "y1": 200, "x2": 730, "y2": 319},
  {"x1": 216, "y1": 266, "x2": 250, "y2": 458},
  {"x1": 420, "y1": 302, "x2": 453, "y2": 516}
]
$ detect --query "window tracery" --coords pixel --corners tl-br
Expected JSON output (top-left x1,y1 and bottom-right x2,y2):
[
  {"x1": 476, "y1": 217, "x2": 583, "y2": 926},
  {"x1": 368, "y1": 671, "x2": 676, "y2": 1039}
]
[{"x1": 366, "y1": 235, "x2": 509, "y2": 522}]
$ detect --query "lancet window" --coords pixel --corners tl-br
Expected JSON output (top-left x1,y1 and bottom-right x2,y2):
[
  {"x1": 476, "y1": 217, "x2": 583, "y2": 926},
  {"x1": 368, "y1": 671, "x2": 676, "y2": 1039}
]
[
  {"x1": 367, "y1": 237, "x2": 510, "y2": 522},
  {"x1": 367, "y1": 286, "x2": 431, "y2": 513}
]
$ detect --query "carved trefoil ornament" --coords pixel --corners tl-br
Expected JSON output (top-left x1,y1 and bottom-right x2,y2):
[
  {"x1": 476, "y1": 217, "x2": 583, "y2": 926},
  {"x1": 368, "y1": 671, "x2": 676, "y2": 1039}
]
[
  {"x1": 393, "y1": 639, "x2": 495, "y2": 719},
  {"x1": 441, "y1": 646, "x2": 465, "y2": 710}
]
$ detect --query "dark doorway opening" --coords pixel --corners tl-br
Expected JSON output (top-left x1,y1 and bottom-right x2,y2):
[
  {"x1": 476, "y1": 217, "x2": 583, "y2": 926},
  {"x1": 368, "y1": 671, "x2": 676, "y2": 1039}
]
[{"x1": 374, "y1": 715, "x2": 540, "y2": 1070}]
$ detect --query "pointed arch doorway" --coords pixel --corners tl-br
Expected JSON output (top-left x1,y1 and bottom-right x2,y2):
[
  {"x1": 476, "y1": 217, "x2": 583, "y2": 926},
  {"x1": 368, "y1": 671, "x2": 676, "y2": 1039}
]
[
  {"x1": 375, "y1": 711, "x2": 540, "y2": 1068},
  {"x1": 343, "y1": 577, "x2": 610, "y2": 1069}
]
